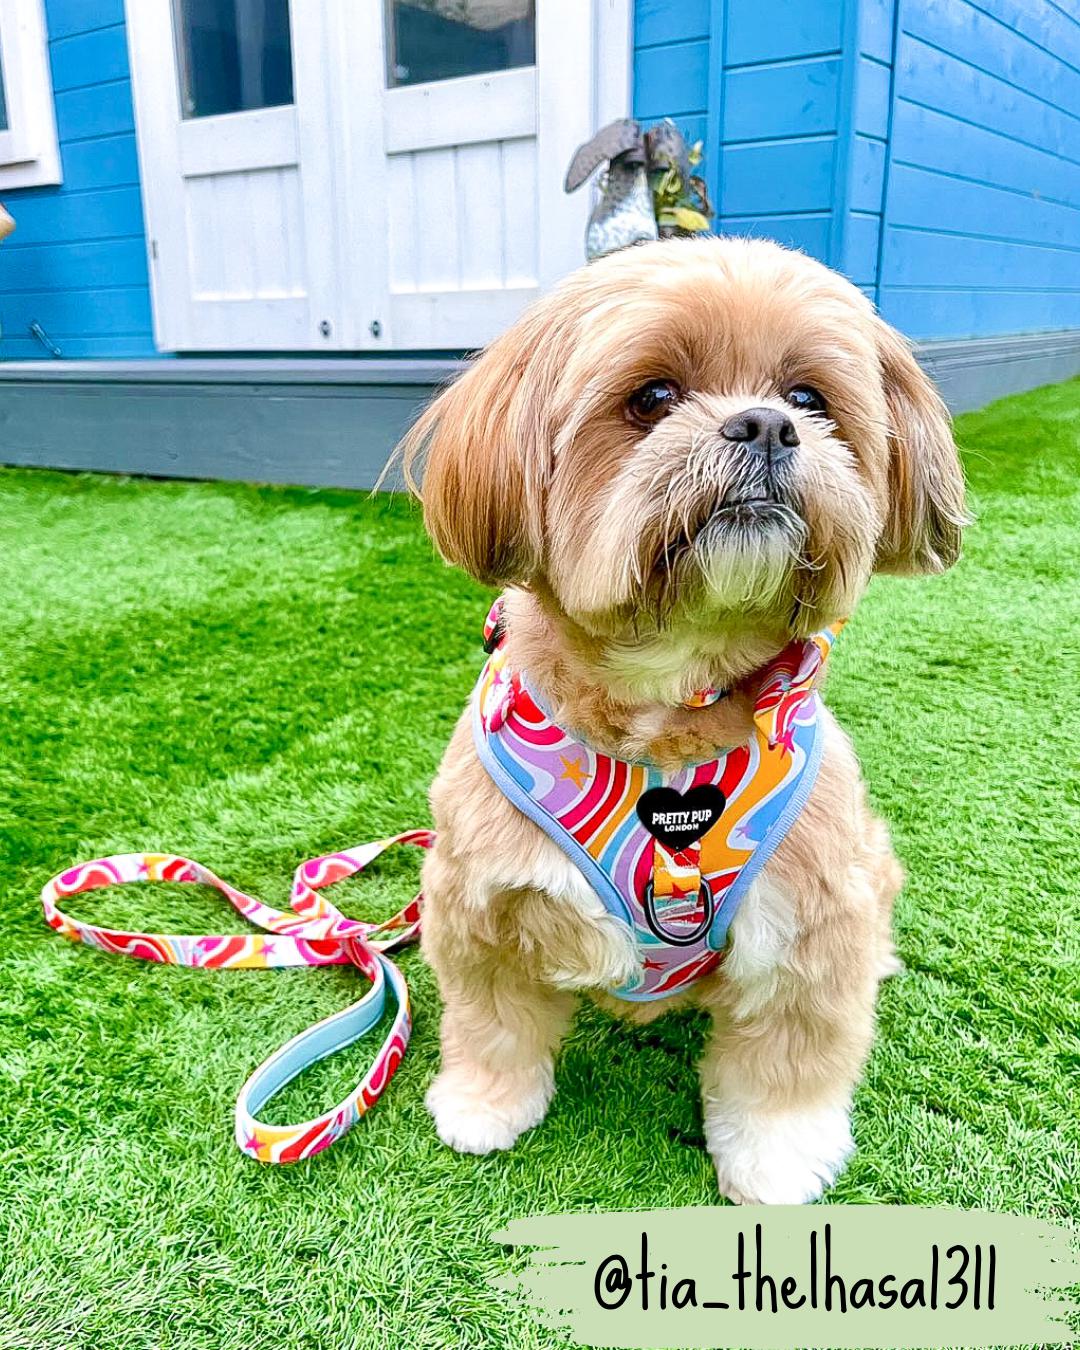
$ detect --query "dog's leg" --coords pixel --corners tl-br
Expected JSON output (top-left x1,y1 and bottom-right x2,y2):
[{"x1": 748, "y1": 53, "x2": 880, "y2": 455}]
[
  {"x1": 424, "y1": 946, "x2": 574, "y2": 1155},
  {"x1": 419, "y1": 847, "x2": 579, "y2": 1156},
  {"x1": 419, "y1": 782, "x2": 635, "y2": 1156},
  {"x1": 698, "y1": 872, "x2": 882, "y2": 1204}
]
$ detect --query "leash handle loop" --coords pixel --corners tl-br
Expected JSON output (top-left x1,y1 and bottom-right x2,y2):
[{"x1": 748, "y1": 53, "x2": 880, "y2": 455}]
[{"x1": 40, "y1": 831, "x2": 433, "y2": 1163}]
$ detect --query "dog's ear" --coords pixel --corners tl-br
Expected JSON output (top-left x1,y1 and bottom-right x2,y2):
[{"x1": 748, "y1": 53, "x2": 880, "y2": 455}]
[
  {"x1": 873, "y1": 320, "x2": 968, "y2": 575},
  {"x1": 398, "y1": 322, "x2": 548, "y2": 587}
]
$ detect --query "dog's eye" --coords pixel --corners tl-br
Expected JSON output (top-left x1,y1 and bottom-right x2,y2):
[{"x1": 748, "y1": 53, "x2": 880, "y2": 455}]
[
  {"x1": 784, "y1": 385, "x2": 827, "y2": 415},
  {"x1": 626, "y1": 379, "x2": 681, "y2": 426}
]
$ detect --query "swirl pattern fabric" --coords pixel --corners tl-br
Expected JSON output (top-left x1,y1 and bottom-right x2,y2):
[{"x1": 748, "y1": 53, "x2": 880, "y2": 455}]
[
  {"x1": 41, "y1": 835, "x2": 432, "y2": 1163},
  {"x1": 474, "y1": 625, "x2": 842, "y2": 1001}
]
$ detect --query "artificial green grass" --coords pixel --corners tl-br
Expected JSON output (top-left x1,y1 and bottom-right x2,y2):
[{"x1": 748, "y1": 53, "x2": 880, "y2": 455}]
[{"x1": 1, "y1": 376, "x2": 1078, "y2": 1349}]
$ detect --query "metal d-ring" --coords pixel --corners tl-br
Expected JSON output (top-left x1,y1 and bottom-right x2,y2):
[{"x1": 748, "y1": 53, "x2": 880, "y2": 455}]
[{"x1": 642, "y1": 879, "x2": 715, "y2": 947}]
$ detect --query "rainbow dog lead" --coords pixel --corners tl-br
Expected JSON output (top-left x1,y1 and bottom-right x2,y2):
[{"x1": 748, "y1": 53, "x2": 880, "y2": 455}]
[{"x1": 41, "y1": 834, "x2": 431, "y2": 1163}]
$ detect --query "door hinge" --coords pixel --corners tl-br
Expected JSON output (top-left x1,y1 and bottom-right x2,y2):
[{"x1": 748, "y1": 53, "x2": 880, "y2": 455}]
[{"x1": 150, "y1": 239, "x2": 159, "y2": 261}]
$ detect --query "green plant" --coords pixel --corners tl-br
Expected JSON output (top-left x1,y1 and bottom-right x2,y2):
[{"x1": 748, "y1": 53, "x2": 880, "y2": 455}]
[{"x1": 651, "y1": 139, "x2": 713, "y2": 234}]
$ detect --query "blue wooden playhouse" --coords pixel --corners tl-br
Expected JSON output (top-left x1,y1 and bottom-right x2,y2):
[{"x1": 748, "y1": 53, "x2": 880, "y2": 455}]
[{"x1": 0, "y1": 0, "x2": 1078, "y2": 486}]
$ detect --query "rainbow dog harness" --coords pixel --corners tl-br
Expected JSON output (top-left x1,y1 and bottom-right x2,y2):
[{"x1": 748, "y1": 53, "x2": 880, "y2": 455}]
[{"x1": 474, "y1": 611, "x2": 843, "y2": 1000}]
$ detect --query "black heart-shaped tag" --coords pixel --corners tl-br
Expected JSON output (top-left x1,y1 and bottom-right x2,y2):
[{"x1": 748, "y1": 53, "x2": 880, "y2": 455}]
[{"x1": 636, "y1": 785, "x2": 726, "y2": 851}]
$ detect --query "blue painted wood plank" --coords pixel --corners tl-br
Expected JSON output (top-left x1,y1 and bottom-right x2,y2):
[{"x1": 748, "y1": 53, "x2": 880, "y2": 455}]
[
  {"x1": 887, "y1": 162, "x2": 1080, "y2": 252},
  {"x1": 973, "y1": 0, "x2": 1080, "y2": 75},
  {"x1": 635, "y1": 0, "x2": 710, "y2": 49},
  {"x1": 0, "y1": 239, "x2": 149, "y2": 292},
  {"x1": 725, "y1": 0, "x2": 841, "y2": 67},
  {"x1": 843, "y1": 212, "x2": 881, "y2": 284},
  {"x1": 879, "y1": 283, "x2": 1080, "y2": 339},
  {"x1": 723, "y1": 58, "x2": 840, "y2": 141},
  {"x1": 854, "y1": 55, "x2": 891, "y2": 137},
  {"x1": 59, "y1": 132, "x2": 140, "y2": 191},
  {"x1": 891, "y1": 99, "x2": 1080, "y2": 209},
  {"x1": 50, "y1": 24, "x2": 130, "y2": 92},
  {"x1": 0, "y1": 333, "x2": 157, "y2": 360},
  {"x1": 895, "y1": 34, "x2": 1080, "y2": 170},
  {"x1": 54, "y1": 79, "x2": 136, "y2": 143},
  {"x1": 660, "y1": 113, "x2": 708, "y2": 150},
  {"x1": 883, "y1": 227, "x2": 1080, "y2": 290},
  {"x1": 1, "y1": 285, "x2": 153, "y2": 337},
  {"x1": 718, "y1": 212, "x2": 831, "y2": 261},
  {"x1": 904, "y1": 0, "x2": 1080, "y2": 122},
  {"x1": 851, "y1": 134, "x2": 886, "y2": 212},
  {"x1": 1, "y1": 187, "x2": 146, "y2": 245},
  {"x1": 634, "y1": 39, "x2": 710, "y2": 118},
  {"x1": 719, "y1": 138, "x2": 835, "y2": 215},
  {"x1": 44, "y1": 0, "x2": 126, "y2": 42},
  {"x1": 858, "y1": 0, "x2": 895, "y2": 63}
]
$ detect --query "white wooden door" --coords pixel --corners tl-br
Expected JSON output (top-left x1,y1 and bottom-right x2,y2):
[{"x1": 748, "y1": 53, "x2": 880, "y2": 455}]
[
  {"x1": 127, "y1": 0, "x2": 343, "y2": 351},
  {"x1": 337, "y1": 0, "x2": 627, "y2": 350},
  {"x1": 128, "y1": 1, "x2": 629, "y2": 352}
]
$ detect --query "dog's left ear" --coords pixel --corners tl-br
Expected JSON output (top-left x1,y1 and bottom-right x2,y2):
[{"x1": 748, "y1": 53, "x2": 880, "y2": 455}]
[{"x1": 873, "y1": 320, "x2": 968, "y2": 574}]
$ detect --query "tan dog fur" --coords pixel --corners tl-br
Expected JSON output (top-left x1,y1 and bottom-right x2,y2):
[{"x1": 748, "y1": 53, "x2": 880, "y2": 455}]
[{"x1": 400, "y1": 237, "x2": 966, "y2": 1204}]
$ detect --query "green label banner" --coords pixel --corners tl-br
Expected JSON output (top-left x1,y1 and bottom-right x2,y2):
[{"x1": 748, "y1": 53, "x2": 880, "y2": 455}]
[{"x1": 492, "y1": 1206, "x2": 1080, "y2": 1348}]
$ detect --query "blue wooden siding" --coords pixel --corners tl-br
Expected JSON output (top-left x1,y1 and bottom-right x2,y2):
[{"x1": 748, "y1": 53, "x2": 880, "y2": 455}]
[
  {"x1": 0, "y1": 0, "x2": 154, "y2": 359},
  {"x1": 633, "y1": 0, "x2": 1080, "y2": 340},
  {"x1": 633, "y1": 0, "x2": 711, "y2": 150},
  {"x1": 876, "y1": 0, "x2": 1080, "y2": 338},
  {"x1": 838, "y1": 0, "x2": 895, "y2": 298},
  {"x1": 634, "y1": 0, "x2": 846, "y2": 271}
]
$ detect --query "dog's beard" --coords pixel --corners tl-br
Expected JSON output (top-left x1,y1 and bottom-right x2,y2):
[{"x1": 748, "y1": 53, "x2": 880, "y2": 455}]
[
  {"x1": 694, "y1": 501, "x2": 807, "y2": 608},
  {"x1": 643, "y1": 460, "x2": 809, "y2": 622}
]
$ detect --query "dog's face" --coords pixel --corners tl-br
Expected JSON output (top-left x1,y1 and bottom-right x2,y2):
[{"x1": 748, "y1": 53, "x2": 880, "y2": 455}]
[{"x1": 405, "y1": 238, "x2": 966, "y2": 658}]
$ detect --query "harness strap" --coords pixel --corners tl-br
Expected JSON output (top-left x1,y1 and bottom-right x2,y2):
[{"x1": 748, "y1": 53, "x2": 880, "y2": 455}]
[
  {"x1": 41, "y1": 831, "x2": 432, "y2": 1164},
  {"x1": 651, "y1": 838, "x2": 702, "y2": 907}
]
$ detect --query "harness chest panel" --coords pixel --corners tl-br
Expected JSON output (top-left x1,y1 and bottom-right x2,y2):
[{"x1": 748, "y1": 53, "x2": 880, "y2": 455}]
[{"x1": 472, "y1": 625, "x2": 840, "y2": 1001}]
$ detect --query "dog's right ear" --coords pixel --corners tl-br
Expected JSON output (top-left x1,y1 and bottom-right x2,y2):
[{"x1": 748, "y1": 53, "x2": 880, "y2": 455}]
[
  {"x1": 872, "y1": 319, "x2": 968, "y2": 575},
  {"x1": 398, "y1": 324, "x2": 547, "y2": 587}
]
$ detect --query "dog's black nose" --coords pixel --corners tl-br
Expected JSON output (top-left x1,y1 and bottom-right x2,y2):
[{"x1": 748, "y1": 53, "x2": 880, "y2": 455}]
[{"x1": 722, "y1": 407, "x2": 800, "y2": 462}]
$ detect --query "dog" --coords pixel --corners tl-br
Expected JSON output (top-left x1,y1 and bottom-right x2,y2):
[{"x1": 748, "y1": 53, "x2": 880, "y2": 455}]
[{"x1": 399, "y1": 236, "x2": 966, "y2": 1205}]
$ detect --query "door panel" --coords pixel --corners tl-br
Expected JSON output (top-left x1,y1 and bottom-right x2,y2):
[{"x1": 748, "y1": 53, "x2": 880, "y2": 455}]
[
  {"x1": 363, "y1": 0, "x2": 598, "y2": 349},
  {"x1": 127, "y1": 0, "x2": 338, "y2": 351},
  {"x1": 383, "y1": 67, "x2": 536, "y2": 153}
]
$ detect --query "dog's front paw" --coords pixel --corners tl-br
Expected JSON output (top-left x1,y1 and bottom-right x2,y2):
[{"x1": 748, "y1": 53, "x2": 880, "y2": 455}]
[
  {"x1": 426, "y1": 1064, "x2": 553, "y2": 1156},
  {"x1": 705, "y1": 1100, "x2": 854, "y2": 1205}
]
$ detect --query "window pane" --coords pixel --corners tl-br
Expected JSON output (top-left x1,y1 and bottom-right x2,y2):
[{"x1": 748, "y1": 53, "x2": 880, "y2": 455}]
[
  {"x1": 174, "y1": 0, "x2": 294, "y2": 119},
  {"x1": 386, "y1": 1, "x2": 535, "y2": 88}
]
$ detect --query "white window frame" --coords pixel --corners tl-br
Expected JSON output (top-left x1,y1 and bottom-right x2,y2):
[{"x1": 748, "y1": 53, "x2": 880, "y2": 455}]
[{"x1": 0, "y1": 0, "x2": 61, "y2": 189}]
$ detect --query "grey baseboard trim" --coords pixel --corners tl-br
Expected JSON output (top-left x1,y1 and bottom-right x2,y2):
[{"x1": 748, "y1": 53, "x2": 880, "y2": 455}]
[
  {"x1": 1, "y1": 331, "x2": 1078, "y2": 489},
  {"x1": 0, "y1": 357, "x2": 466, "y2": 385},
  {"x1": 0, "y1": 357, "x2": 467, "y2": 490},
  {"x1": 916, "y1": 329, "x2": 1080, "y2": 413}
]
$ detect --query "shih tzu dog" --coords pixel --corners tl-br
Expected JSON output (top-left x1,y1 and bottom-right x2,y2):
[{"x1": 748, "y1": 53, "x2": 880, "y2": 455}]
[{"x1": 400, "y1": 236, "x2": 966, "y2": 1204}]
